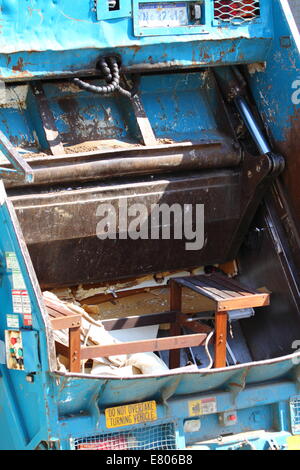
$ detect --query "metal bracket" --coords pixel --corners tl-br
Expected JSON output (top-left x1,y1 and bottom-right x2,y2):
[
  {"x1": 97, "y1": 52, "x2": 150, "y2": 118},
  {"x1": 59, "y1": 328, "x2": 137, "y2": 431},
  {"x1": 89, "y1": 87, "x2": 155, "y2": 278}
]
[
  {"x1": 0, "y1": 130, "x2": 34, "y2": 183},
  {"x1": 226, "y1": 368, "x2": 250, "y2": 403},
  {"x1": 31, "y1": 82, "x2": 65, "y2": 157}
]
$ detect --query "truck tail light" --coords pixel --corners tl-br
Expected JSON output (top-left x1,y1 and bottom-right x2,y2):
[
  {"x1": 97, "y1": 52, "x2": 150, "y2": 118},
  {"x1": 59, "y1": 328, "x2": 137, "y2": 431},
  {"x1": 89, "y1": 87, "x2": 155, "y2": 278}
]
[{"x1": 214, "y1": 0, "x2": 260, "y2": 23}]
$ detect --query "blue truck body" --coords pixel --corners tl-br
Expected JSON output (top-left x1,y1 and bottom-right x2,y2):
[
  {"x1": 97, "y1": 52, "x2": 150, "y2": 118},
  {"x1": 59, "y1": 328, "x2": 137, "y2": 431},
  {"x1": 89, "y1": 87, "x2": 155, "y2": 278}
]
[{"x1": 1, "y1": 0, "x2": 300, "y2": 450}]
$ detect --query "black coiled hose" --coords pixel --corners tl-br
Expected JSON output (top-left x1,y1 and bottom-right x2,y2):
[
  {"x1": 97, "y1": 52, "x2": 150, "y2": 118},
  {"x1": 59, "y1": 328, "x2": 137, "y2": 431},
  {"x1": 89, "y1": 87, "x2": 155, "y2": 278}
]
[{"x1": 73, "y1": 57, "x2": 133, "y2": 99}]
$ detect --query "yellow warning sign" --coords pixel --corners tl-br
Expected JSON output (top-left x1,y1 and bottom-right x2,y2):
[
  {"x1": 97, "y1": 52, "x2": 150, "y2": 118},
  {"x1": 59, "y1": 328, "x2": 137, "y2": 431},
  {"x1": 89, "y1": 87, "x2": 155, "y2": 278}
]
[
  {"x1": 105, "y1": 400, "x2": 157, "y2": 429},
  {"x1": 287, "y1": 435, "x2": 300, "y2": 450}
]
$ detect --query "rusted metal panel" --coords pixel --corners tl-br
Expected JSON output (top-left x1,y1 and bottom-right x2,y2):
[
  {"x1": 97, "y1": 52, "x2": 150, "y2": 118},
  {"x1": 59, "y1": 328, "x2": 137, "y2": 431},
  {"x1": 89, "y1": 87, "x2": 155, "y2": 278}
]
[
  {"x1": 8, "y1": 145, "x2": 274, "y2": 288},
  {"x1": 31, "y1": 82, "x2": 65, "y2": 156}
]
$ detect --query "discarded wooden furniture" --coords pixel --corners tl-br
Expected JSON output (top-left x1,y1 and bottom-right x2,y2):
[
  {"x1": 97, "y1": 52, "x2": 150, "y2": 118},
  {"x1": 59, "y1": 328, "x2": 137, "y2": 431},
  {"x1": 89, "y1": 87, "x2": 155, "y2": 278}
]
[
  {"x1": 45, "y1": 298, "x2": 208, "y2": 373},
  {"x1": 46, "y1": 273, "x2": 269, "y2": 373},
  {"x1": 45, "y1": 297, "x2": 82, "y2": 373},
  {"x1": 169, "y1": 273, "x2": 270, "y2": 369}
]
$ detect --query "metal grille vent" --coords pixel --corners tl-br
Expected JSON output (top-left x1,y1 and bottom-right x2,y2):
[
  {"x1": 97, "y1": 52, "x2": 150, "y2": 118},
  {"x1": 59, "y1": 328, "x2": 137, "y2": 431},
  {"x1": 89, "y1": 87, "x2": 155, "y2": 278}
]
[
  {"x1": 72, "y1": 422, "x2": 177, "y2": 450},
  {"x1": 214, "y1": 0, "x2": 260, "y2": 23},
  {"x1": 290, "y1": 396, "x2": 300, "y2": 435}
]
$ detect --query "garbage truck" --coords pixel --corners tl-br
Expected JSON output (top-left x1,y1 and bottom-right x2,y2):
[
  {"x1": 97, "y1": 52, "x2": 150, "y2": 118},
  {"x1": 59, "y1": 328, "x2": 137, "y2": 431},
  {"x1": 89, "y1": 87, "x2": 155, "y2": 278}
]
[{"x1": 0, "y1": 0, "x2": 300, "y2": 451}]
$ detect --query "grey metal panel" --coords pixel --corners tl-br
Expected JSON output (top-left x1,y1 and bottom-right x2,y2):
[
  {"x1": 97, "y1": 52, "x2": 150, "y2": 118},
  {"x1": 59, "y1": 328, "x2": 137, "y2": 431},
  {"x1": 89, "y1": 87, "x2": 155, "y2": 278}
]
[{"x1": 289, "y1": 0, "x2": 300, "y2": 29}]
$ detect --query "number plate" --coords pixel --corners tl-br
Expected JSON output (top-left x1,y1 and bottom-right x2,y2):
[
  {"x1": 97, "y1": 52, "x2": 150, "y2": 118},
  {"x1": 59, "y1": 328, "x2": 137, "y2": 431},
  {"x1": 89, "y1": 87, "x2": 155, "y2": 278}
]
[
  {"x1": 138, "y1": 2, "x2": 188, "y2": 28},
  {"x1": 105, "y1": 400, "x2": 157, "y2": 428}
]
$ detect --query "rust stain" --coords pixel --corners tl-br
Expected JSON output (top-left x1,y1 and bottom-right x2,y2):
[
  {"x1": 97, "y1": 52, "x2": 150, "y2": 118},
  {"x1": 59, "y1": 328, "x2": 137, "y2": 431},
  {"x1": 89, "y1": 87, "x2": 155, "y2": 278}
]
[
  {"x1": 128, "y1": 45, "x2": 142, "y2": 54},
  {"x1": 12, "y1": 57, "x2": 24, "y2": 72}
]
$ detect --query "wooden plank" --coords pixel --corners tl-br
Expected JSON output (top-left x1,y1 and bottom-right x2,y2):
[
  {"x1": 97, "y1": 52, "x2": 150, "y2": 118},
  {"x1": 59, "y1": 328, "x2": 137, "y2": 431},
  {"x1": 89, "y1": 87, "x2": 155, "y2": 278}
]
[
  {"x1": 169, "y1": 281, "x2": 182, "y2": 369},
  {"x1": 31, "y1": 82, "x2": 65, "y2": 156},
  {"x1": 217, "y1": 293, "x2": 270, "y2": 311},
  {"x1": 69, "y1": 327, "x2": 81, "y2": 373},
  {"x1": 219, "y1": 260, "x2": 238, "y2": 277},
  {"x1": 214, "y1": 311, "x2": 228, "y2": 368},
  {"x1": 101, "y1": 311, "x2": 176, "y2": 331},
  {"x1": 174, "y1": 278, "x2": 220, "y2": 303},
  {"x1": 189, "y1": 276, "x2": 240, "y2": 300},
  {"x1": 44, "y1": 297, "x2": 75, "y2": 317},
  {"x1": 174, "y1": 276, "x2": 270, "y2": 310},
  {"x1": 178, "y1": 318, "x2": 213, "y2": 334},
  {"x1": 80, "y1": 333, "x2": 207, "y2": 360},
  {"x1": 170, "y1": 280, "x2": 182, "y2": 311},
  {"x1": 50, "y1": 314, "x2": 81, "y2": 330},
  {"x1": 55, "y1": 341, "x2": 69, "y2": 358},
  {"x1": 211, "y1": 273, "x2": 257, "y2": 296},
  {"x1": 46, "y1": 306, "x2": 64, "y2": 318}
]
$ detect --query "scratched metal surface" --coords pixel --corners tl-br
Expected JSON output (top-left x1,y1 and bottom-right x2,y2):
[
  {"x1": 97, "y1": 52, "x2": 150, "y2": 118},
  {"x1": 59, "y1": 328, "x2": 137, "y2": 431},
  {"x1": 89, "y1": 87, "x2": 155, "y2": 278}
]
[
  {"x1": 0, "y1": 0, "x2": 273, "y2": 79},
  {"x1": 0, "y1": 70, "x2": 231, "y2": 152}
]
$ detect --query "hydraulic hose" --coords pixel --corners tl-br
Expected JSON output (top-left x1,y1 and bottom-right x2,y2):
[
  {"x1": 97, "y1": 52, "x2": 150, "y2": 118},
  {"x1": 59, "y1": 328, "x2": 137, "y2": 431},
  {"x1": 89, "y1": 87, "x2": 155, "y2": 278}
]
[{"x1": 73, "y1": 56, "x2": 133, "y2": 98}]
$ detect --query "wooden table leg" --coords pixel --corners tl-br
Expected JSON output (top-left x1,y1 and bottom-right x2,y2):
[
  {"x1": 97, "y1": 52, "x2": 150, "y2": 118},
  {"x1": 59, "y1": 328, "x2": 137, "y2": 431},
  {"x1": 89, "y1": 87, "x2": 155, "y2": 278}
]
[
  {"x1": 214, "y1": 311, "x2": 228, "y2": 368},
  {"x1": 169, "y1": 281, "x2": 182, "y2": 369},
  {"x1": 69, "y1": 326, "x2": 81, "y2": 373}
]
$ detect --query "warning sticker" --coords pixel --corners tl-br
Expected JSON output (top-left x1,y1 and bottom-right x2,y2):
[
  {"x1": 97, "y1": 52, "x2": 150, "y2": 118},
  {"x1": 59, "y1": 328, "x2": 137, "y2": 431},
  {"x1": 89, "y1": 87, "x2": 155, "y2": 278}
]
[
  {"x1": 6, "y1": 315, "x2": 19, "y2": 329},
  {"x1": 105, "y1": 401, "x2": 157, "y2": 429},
  {"x1": 5, "y1": 252, "x2": 20, "y2": 271},
  {"x1": 21, "y1": 291, "x2": 31, "y2": 314},
  {"x1": 12, "y1": 290, "x2": 23, "y2": 313},
  {"x1": 12, "y1": 272, "x2": 26, "y2": 290},
  {"x1": 188, "y1": 397, "x2": 217, "y2": 417},
  {"x1": 23, "y1": 314, "x2": 32, "y2": 327},
  {"x1": 5, "y1": 252, "x2": 26, "y2": 289},
  {"x1": 12, "y1": 290, "x2": 32, "y2": 314}
]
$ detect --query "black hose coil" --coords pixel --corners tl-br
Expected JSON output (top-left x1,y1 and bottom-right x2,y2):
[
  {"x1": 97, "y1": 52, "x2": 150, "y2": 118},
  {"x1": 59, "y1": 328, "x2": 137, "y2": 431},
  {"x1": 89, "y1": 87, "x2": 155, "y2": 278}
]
[{"x1": 73, "y1": 57, "x2": 133, "y2": 98}]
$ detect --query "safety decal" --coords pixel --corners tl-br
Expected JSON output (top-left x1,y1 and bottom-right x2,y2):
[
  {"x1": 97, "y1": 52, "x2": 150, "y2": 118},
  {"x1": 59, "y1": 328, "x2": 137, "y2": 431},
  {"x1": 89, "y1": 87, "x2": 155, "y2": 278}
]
[
  {"x1": 5, "y1": 252, "x2": 26, "y2": 289},
  {"x1": 21, "y1": 291, "x2": 31, "y2": 313},
  {"x1": 23, "y1": 314, "x2": 32, "y2": 327},
  {"x1": 12, "y1": 290, "x2": 32, "y2": 314},
  {"x1": 12, "y1": 272, "x2": 26, "y2": 289},
  {"x1": 188, "y1": 397, "x2": 217, "y2": 417},
  {"x1": 12, "y1": 290, "x2": 22, "y2": 313},
  {"x1": 5, "y1": 252, "x2": 20, "y2": 271},
  {"x1": 6, "y1": 314, "x2": 20, "y2": 329}
]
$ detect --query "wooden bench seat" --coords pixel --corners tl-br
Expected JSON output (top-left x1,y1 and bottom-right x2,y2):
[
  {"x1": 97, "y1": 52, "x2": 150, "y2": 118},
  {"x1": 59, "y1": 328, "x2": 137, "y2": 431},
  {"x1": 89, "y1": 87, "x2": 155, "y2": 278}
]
[{"x1": 169, "y1": 273, "x2": 270, "y2": 368}]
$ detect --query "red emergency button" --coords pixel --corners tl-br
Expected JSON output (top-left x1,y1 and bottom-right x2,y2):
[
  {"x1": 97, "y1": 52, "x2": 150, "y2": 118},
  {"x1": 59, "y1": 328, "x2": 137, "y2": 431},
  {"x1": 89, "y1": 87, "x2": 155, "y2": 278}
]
[{"x1": 228, "y1": 414, "x2": 237, "y2": 421}]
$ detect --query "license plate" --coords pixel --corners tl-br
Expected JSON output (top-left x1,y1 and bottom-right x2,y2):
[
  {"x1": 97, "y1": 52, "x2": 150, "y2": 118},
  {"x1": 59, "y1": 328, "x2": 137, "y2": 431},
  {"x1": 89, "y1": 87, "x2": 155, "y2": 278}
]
[
  {"x1": 138, "y1": 2, "x2": 188, "y2": 28},
  {"x1": 105, "y1": 400, "x2": 157, "y2": 428}
]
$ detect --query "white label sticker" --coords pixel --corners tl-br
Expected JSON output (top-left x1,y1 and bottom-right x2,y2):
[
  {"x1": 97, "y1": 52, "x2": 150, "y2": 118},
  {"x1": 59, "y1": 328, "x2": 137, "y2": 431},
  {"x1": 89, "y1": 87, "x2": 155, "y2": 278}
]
[
  {"x1": 6, "y1": 315, "x2": 19, "y2": 329},
  {"x1": 12, "y1": 290, "x2": 23, "y2": 313},
  {"x1": 5, "y1": 252, "x2": 20, "y2": 271},
  {"x1": 12, "y1": 289, "x2": 31, "y2": 314},
  {"x1": 21, "y1": 291, "x2": 31, "y2": 314},
  {"x1": 12, "y1": 272, "x2": 26, "y2": 290}
]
